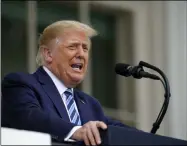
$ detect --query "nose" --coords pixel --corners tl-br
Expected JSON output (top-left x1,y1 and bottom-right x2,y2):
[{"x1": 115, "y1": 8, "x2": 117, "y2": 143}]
[{"x1": 76, "y1": 45, "x2": 85, "y2": 58}]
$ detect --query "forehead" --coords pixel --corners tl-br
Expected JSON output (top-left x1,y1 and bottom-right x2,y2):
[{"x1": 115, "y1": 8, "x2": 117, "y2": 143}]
[{"x1": 58, "y1": 29, "x2": 90, "y2": 45}]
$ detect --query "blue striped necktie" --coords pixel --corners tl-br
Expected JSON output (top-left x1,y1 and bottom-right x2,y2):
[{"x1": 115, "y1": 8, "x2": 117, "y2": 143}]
[{"x1": 64, "y1": 88, "x2": 81, "y2": 125}]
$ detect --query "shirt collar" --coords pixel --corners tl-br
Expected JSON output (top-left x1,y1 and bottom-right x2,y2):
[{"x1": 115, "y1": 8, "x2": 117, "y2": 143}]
[{"x1": 43, "y1": 66, "x2": 73, "y2": 95}]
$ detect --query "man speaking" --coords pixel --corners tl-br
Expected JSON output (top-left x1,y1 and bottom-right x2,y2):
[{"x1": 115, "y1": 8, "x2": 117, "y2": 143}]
[{"x1": 1, "y1": 20, "x2": 137, "y2": 145}]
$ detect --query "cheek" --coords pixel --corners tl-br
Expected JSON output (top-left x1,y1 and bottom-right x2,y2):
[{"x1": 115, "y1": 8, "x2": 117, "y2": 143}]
[
  {"x1": 84, "y1": 56, "x2": 89, "y2": 70},
  {"x1": 85, "y1": 54, "x2": 89, "y2": 63},
  {"x1": 53, "y1": 50, "x2": 68, "y2": 63}
]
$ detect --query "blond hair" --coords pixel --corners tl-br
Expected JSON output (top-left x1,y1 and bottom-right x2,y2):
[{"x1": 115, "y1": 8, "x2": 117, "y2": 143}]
[{"x1": 36, "y1": 20, "x2": 98, "y2": 66}]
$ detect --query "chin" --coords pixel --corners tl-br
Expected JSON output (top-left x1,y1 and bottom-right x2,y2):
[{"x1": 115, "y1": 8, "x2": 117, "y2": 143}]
[{"x1": 71, "y1": 75, "x2": 84, "y2": 84}]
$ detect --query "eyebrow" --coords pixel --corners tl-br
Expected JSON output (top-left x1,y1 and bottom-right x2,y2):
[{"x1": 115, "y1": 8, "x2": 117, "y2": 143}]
[{"x1": 68, "y1": 41, "x2": 89, "y2": 46}]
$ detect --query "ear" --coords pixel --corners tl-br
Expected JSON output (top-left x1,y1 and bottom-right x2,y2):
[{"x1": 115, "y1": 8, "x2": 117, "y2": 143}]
[{"x1": 42, "y1": 46, "x2": 53, "y2": 63}]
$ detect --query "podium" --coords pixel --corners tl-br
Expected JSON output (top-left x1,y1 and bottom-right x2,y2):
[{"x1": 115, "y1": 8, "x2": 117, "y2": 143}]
[
  {"x1": 100, "y1": 125, "x2": 187, "y2": 145},
  {"x1": 53, "y1": 125, "x2": 187, "y2": 145}
]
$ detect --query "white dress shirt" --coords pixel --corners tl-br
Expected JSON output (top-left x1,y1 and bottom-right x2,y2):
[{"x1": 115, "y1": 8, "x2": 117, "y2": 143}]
[{"x1": 43, "y1": 66, "x2": 82, "y2": 142}]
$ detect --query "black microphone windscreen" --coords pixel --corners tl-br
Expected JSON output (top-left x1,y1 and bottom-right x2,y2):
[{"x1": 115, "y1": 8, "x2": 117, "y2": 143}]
[{"x1": 115, "y1": 63, "x2": 130, "y2": 77}]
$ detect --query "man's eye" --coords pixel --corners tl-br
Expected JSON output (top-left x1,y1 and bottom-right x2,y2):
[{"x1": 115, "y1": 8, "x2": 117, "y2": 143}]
[
  {"x1": 83, "y1": 46, "x2": 88, "y2": 51},
  {"x1": 68, "y1": 45, "x2": 76, "y2": 49}
]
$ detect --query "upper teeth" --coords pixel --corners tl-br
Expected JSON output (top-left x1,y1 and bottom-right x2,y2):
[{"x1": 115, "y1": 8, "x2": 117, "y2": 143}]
[{"x1": 72, "y1": 64, "x2": 82, "y2": 69}]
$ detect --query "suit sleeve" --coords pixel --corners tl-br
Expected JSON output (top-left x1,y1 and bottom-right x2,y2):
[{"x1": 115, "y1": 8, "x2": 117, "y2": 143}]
[{"x1": 1, "y1": 74, "x2": 75, "y2": 142}]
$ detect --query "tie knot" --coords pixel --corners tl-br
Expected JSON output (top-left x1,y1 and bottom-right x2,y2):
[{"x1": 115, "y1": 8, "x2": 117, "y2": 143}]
[{"x1": 64, "y1": 88, "x2": 72, "y2": 97}]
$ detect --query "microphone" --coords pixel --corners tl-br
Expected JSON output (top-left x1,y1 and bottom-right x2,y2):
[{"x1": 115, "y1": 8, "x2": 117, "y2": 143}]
[{"x1": 115, "y1": 63, "x2": 160, "y2": 80}]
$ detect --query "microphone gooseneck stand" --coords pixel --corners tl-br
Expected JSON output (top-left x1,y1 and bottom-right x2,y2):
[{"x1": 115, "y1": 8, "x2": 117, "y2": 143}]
[{"x1": 139, "y1": 61, "x2": 171, "y2": 134}]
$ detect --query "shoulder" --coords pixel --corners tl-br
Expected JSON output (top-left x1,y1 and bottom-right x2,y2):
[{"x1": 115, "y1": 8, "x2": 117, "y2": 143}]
[{"x1": 2, "y1": 72, "x2": 36, "y2": 87}]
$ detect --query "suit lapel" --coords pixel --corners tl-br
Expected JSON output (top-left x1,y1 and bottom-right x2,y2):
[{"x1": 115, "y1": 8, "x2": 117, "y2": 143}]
[
  {"x1": 74, "y1": 90, "x2": 93, "y2": 124},
  {"x1": 34, "y1": 67, "x2": 69, "y2": 122}
]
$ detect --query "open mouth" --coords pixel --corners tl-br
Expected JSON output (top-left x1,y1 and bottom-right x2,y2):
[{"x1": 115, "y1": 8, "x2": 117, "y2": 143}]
[{"x1": 71, "y1": 63, "x2": 83, "y2": 71}]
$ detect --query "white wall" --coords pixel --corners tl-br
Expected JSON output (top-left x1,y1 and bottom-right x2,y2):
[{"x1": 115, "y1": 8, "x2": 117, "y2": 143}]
[{"x1": 164, "y1": 1, "x2": 187, "y2": 140}]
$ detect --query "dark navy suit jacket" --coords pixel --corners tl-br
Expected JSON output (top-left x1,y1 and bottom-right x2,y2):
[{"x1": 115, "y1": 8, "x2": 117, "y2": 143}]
[{"x1": 2, "y1": 67, "x2": 135, "y2": 142}]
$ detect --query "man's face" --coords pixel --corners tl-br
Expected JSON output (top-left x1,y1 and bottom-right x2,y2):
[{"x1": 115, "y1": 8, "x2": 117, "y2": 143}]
[{"x1": 48, "y1": 29, "x2": 90, "y2": 87}]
